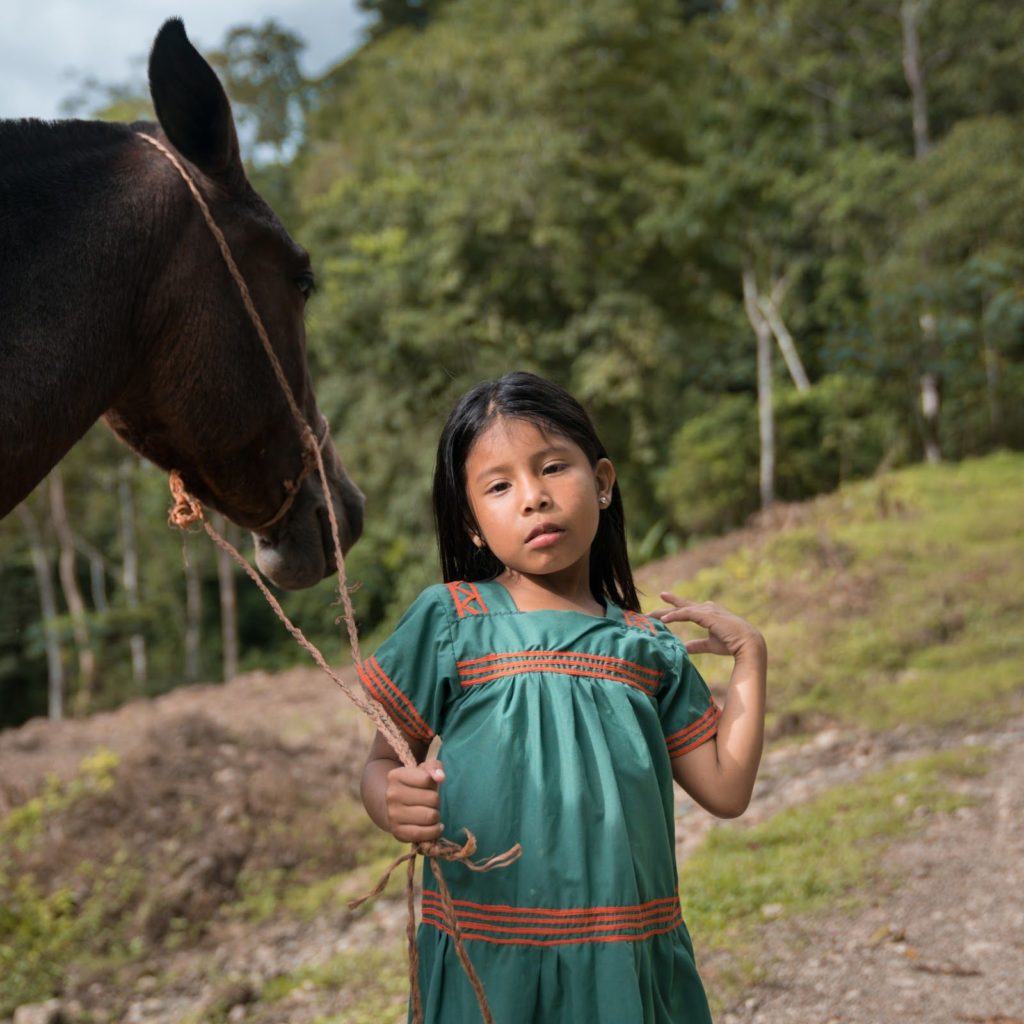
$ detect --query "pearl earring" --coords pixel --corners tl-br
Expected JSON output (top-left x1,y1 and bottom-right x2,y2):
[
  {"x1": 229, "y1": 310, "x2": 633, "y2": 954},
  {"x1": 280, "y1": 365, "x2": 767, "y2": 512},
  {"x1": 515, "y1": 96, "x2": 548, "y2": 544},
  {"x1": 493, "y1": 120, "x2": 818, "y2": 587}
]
[{"x1": 599, "y1": 495, "x2": 608, "y2": 506}]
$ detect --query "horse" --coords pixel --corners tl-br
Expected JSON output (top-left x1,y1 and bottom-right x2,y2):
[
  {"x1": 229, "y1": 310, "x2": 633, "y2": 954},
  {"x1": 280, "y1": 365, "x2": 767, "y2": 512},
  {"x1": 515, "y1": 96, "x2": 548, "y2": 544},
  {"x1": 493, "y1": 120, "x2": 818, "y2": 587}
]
[{"x1": 0, "y1": 18, "x2": 363, "y2": 590}]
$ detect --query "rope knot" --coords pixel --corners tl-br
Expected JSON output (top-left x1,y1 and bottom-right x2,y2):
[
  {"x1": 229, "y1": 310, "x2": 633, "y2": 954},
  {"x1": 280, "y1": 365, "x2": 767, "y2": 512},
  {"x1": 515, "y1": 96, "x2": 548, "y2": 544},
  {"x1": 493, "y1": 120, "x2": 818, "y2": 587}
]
[{"x1": 168, "y1": 471, "x2": 204, "y2": 529}]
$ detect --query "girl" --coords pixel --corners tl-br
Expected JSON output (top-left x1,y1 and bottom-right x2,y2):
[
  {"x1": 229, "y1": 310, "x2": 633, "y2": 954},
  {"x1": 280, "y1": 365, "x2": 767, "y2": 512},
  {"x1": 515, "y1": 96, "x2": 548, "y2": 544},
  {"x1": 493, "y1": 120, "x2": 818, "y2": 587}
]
[{"x1": 361, "y1": 371, "x2": 767, "y2": 1023}]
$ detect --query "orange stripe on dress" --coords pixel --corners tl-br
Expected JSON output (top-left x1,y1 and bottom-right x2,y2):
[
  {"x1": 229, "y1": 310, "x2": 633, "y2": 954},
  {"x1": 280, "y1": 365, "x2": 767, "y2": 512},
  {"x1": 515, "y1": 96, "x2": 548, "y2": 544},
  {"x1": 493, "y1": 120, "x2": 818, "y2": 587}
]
[
  {"x1": 459, "y1": 658, "x2": 660, "y2": 694},
  {"x1": 422, "y1": 892, "x2": 680, "y2": 921},
  {"x1": 623, "y1": 610, "x2": 658, "y2": 634},
  {"x1": 447, "y1": 580, "x2": 490, "y2": 618},
  {"x1": 421, "y1": 918, "x2": 684, "y2": 947},
  {"x1": 458, "y1": 649, "x2": 661, "y2": 680},
  {"x1": 420, "y1": 899, "x2": 683, "y2": 946},
  {"x1": 421, "y1": 908, "x2": 681, "y2": 937},
  {"x1": 421, "y1": 902, "x2": 680, "y2": 933},
  {"x1": 460, "y1": 663, "x2": 658, "y2": 695},
  {"x1": 666, "y1": 705, "x2": 721, "y2": 758},
  {"x1": 359, "y1": 656, "x2": 433, "y2": 741}
]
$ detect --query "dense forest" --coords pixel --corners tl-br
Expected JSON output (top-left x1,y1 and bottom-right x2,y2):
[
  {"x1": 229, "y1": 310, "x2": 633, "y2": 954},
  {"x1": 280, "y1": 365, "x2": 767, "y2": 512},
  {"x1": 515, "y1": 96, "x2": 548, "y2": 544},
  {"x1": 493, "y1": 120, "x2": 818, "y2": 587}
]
[{"x1": 3, "y1": 0, "x2": 1023, "y2": 727}]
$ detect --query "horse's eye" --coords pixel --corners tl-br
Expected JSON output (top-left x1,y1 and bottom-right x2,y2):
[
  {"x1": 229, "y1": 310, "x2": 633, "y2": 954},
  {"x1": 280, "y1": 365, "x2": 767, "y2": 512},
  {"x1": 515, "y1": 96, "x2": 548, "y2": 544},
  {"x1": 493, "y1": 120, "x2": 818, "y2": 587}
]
[{"x1": 295, "y1": 270, "x2": 316, "y2": 298}]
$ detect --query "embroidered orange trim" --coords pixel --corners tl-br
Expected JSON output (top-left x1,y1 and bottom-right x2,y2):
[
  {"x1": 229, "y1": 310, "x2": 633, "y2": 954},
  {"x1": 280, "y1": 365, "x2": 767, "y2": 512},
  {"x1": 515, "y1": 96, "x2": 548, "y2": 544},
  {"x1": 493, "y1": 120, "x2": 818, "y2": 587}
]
[
  {"x1": 460, "y1": 661, "x2": 659, "y2": 696},
  {"x1": 422, "y1": 892, "x2": 679, "y2": 921},
  {"x1": 623, "y1": 609, "x2": 658, "y2": 634},
  {"x1": 448, "y1": 581, "x2": 489, "y2": 618},
  {"x1": 421, "y1": 892, "x2": 683, "y2": 946},
  {"x1": 457, "y1": 650, "x2": 662, "y2": 694},
  {"x1": 358, "y1": 655, "x2": 433, "y2": 742},
  {"x1": 459, "y1": 650, "x2": 661, "y2": 680},
  {"x1": 666, "y1": 704, "x2": 721, "y2": 758}
]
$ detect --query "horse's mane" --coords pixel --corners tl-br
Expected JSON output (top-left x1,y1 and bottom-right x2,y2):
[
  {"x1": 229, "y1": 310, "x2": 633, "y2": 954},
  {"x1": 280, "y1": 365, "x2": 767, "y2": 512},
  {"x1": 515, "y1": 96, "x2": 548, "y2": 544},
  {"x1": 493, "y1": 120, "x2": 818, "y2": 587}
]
[
  {"x1": 0, "y1": 119, "x2": 158, "y2": 188},
  {"x1": 0, "y1": 117, "x2": 152, "y2": 152}
]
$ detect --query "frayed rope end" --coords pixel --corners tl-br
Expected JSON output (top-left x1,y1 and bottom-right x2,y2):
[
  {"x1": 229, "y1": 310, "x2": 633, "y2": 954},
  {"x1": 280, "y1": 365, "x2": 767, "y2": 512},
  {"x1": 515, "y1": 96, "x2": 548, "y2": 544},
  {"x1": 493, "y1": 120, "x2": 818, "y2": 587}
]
[{"x1": 168, "y1": 471, "x2": 204, "y2": 529}]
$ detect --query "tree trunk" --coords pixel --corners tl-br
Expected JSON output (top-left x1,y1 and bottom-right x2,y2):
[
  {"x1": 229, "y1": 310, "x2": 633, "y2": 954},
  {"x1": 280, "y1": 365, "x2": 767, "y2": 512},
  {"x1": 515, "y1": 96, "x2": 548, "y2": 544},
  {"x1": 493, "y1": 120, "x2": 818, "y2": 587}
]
[
  {"x1": 758, "y1": 275, "x2": 810, "y2": 392},
  {"x1": 118, "y1": 460, "x2": 148, "y2": 687},
  {"x1": 919, "y1": 364, "x2": 942, "y2": 465},
  {"x1": 184, "y1": 541, "x2": 203, "y2": 683},
  {"x1": 213, "y1": 513, "x2": 239, "y2": 681},
  {"x1": 901, "y1": 0, "x2": 944, "y2": 463},
  {"x1": 16, "y1": 501, "x2": 65, "y2": 721},
  {"x1": 743, "y1": 268, "x2": 776, "y2": 509},
  {"x1": 900, "y1": 0, "x2": 932, "y2": 160},
  {"x1": 980, "y1": 297, "x2": 1002, "y2": 440},
  {"x1": 48, "y1": 468, "x2": 96, "y2": 715},
  {"x1": 75, "y1": 537, "x2": 109, "y2": 614}
]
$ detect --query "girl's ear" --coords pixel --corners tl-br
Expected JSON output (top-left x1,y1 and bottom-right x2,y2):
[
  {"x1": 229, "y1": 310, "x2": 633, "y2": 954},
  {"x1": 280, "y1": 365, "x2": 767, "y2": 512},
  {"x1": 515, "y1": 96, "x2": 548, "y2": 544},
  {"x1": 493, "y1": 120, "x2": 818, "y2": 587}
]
[{"x1": 595, "y1": 458, "x2": 616, "y2": 505}]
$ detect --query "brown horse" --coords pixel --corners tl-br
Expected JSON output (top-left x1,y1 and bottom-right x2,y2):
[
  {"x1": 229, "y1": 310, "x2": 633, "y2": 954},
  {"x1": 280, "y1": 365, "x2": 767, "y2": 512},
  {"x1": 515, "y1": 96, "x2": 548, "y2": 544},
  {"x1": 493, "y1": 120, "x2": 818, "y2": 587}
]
[{"x1": 0, "y1": 19, "x2": 362, "y2": 589}]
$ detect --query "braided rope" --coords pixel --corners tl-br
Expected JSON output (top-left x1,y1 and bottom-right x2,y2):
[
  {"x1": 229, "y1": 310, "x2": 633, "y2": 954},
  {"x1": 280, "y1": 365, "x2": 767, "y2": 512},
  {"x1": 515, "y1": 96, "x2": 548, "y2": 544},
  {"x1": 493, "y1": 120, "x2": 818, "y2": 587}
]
[{"x1": 149, "y1": 132, "x2": 521, "y2": 1022}]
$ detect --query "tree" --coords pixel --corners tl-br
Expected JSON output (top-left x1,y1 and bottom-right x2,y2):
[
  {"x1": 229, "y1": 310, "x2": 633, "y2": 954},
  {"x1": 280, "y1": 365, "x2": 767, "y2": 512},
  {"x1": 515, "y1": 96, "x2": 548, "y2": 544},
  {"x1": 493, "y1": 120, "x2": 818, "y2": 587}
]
[{"x1": 209, "y1": 20, "x2": 311, "y2": 163}]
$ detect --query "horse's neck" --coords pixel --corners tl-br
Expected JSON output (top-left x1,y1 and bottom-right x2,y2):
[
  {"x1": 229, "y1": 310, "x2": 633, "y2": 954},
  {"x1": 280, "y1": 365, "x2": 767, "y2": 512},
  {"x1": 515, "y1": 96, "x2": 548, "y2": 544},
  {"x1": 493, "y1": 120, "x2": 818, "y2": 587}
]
[{"x1": 0, "y1": 122, "x2": 151, "y2": 515}]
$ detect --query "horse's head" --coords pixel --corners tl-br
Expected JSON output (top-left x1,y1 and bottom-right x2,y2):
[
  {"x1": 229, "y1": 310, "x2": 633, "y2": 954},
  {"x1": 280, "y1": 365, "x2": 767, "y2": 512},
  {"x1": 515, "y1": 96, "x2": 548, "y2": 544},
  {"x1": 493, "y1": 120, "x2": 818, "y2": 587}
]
[{"x1": 104, "y1": 19, "x2": 362, "y2": 590}]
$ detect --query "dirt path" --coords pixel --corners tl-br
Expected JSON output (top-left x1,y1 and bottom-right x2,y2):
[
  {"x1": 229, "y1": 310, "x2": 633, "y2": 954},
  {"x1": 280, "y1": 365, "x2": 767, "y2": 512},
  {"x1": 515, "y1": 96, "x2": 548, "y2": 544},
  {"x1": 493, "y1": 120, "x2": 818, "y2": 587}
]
[
  {"x1": 3, "y1": 672, "x2": 1022, "y2": 1024},
  {"x1": 718, "y1": 720, "x2": 1024, "y2": 1024}
]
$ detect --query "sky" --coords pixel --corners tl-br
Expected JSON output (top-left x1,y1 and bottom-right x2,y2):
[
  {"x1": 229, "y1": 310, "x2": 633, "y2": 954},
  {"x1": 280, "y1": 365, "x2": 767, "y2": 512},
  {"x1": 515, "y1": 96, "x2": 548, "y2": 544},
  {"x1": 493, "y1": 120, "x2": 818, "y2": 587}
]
[{"x1": 0, "y1": 1, "x2": 371, "y2": 120}]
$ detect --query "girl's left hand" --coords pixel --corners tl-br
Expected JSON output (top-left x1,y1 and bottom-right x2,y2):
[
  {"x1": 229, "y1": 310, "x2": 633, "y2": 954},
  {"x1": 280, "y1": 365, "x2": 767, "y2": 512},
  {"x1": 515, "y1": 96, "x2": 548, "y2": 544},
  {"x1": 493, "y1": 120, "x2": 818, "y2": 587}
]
[{"x1": 649, "y1": 592, "x2": 766, "y2": 661}]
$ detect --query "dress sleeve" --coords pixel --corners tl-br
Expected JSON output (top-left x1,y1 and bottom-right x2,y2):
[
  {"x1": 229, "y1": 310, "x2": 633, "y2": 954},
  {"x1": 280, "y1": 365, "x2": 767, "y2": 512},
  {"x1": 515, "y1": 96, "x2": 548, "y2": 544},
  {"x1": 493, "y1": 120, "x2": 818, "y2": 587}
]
[
  {"x1": 657, "y1": 643, "x2": 721, "y2": 760},
  {"x1": 357, "y1": 587, "x2": 458, "y2": 744}
]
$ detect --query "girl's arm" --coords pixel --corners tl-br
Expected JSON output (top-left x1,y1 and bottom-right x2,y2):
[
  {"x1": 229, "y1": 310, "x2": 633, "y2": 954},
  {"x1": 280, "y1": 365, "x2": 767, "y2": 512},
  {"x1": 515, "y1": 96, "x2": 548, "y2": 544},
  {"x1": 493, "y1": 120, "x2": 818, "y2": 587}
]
[
  {"x1": 650, "y1": 593, "x2": 767, "y2": 819},
  {"x1": 361, "y1": 729, "x2": 446, "y2": 843}
]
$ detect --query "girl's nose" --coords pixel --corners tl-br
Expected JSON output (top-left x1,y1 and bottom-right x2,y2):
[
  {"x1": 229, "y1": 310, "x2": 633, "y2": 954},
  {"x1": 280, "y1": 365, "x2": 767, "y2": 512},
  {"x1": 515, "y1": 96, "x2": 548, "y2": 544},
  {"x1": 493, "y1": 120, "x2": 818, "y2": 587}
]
[{"x1": 522, "y1": 481, "x2": 551, "y2": 513}]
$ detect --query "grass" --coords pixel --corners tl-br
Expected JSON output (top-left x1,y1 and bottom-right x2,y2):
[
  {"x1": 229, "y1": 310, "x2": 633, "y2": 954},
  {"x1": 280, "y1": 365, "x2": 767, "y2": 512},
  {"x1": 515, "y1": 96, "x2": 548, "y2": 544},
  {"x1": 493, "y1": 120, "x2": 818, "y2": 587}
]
[
  {"x1": 648, "y1": 453, "x2": 1024, "y2": 732},
  {"x1": 261, "y1": 943, "x2": 407, "y2": 1024},
  {"x1": 682, "y1": 744, "x2": 988, "y2": 1010},
  {"x1": 0, "y1": 749, "x2": 141, "y2": 1017}
]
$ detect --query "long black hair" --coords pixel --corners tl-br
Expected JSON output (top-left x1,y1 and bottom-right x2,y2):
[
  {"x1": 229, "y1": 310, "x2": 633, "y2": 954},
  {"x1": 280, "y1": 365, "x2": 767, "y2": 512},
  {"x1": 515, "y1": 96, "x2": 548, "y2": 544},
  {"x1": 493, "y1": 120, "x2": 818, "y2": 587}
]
[{"x1": 432, "y1": 371, "x2": 640, "y2": 612}]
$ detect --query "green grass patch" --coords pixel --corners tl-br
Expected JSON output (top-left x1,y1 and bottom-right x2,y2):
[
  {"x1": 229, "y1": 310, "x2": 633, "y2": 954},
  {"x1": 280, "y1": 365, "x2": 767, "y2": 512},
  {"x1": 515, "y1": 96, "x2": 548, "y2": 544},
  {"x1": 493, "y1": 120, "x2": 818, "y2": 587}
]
[
  {"x1": 651, "y1": 453, "x2": 1024, "y2": 732},
  {"x1": 234, "y1": 801, "x2": 399, "y2": 924},
  {"x1": 0, "y1": 748, "x2": 119, "y2": 850},
  {"x1": 262, "y1": 943, "x2": 407, "y2": 1024},
  {"x1": 682, "y1": 745, "x2": 987, "y2": 1010},
  {"x1": 0, "y1": 850, "x2": 145, "y2": 1016},
  {"x1": 0, "y1": 749, "x2": 140, "y2": 1017}
]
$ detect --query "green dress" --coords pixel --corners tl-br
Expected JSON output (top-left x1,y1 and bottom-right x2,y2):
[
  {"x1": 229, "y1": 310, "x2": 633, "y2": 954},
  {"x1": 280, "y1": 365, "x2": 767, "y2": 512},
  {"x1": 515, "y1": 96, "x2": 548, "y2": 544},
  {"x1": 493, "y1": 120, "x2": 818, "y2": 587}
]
[{"x1": 361, "y1": 580, "x2": 720, "y2": 1023}]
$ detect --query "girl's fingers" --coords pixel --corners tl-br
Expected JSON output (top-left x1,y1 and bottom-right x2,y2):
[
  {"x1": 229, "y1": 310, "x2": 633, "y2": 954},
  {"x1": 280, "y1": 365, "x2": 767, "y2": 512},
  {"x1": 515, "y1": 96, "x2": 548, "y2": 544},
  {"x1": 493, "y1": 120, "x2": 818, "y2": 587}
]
[
  {"x1": 392, "y1": 822, "x2": 445, "y2": 843},
  {"x1": 390, "y1": 762, "x2": 444, "y2": 789},
  {"x1": 393, "y1": 804, "x2": 441, "y2": 827},
  {"x1": 391, "y1": 786, "x2": 440, "y2": 809}
]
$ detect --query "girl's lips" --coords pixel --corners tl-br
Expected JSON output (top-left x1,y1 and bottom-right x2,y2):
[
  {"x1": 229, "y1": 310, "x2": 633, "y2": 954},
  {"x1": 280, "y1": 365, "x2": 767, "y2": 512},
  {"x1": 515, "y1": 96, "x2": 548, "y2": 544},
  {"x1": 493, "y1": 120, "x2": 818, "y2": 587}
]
[{"x1": 526, "y1": 525, "x2": 565, "y2": 548}]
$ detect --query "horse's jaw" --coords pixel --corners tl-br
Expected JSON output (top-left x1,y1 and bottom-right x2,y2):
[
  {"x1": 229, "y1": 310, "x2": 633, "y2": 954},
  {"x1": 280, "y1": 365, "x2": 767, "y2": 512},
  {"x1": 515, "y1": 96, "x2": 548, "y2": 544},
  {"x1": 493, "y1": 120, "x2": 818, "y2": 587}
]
[{"x1": 252, "y1": 471, "x2": 364, "y2": 591}]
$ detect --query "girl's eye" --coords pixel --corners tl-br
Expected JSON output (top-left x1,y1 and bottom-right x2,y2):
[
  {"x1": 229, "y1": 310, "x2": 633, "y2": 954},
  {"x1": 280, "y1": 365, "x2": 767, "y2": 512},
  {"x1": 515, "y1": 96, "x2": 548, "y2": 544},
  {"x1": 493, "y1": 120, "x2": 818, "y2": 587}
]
[
  {"x1": 487, "y1": 481, "x2": 510, "y2": 495},
  {"x1": 543, "y1": 462, "x2": 567, "y2": 474}
]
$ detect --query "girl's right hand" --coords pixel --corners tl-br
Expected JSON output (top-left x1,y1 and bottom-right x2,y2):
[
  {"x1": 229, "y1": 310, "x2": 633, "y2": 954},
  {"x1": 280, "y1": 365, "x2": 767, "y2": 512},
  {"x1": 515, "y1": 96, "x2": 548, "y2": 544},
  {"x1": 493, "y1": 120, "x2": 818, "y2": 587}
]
[{"x1": 385, "y1": 759, "x2": 445, "y2": 843}]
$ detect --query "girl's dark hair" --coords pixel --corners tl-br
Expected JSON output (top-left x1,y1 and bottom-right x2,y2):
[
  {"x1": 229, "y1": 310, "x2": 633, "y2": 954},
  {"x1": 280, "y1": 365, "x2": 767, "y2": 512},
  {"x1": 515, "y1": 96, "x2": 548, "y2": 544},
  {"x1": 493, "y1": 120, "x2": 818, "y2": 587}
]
[{"x1": 433, "y1": 371, "x2": 640, "y2": 612}]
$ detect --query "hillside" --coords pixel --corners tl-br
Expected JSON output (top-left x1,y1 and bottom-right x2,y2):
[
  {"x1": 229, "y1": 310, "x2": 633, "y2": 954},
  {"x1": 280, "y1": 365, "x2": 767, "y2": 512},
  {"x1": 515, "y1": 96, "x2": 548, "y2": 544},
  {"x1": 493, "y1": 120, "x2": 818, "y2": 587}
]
[{"x1": 1, "y1": 452, "x2": 1022, "y2": 1024}]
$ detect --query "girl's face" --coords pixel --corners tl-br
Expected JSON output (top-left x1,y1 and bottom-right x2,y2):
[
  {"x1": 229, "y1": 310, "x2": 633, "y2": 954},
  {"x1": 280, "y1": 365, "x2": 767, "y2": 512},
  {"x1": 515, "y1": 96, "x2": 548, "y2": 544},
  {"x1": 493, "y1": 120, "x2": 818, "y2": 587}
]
[{"x1": 464, "y1": 416, "x2": 615, "y2": 584}]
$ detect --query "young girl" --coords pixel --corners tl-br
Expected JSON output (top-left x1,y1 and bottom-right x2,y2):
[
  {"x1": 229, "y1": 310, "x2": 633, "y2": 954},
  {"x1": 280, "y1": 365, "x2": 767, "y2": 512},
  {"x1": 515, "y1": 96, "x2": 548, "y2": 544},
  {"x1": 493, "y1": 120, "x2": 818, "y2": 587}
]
[{"x1": 361, "y1": 371, "x2": 767, "y2": 1023}]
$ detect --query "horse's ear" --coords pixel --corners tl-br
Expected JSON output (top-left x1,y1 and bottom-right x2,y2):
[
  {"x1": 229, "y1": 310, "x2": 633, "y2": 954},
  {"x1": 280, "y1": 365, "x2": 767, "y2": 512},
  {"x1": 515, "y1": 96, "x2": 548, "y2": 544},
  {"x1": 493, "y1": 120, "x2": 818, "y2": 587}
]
[{"x1": 148, "y1": 18, "x2": 246, "y2": 192}]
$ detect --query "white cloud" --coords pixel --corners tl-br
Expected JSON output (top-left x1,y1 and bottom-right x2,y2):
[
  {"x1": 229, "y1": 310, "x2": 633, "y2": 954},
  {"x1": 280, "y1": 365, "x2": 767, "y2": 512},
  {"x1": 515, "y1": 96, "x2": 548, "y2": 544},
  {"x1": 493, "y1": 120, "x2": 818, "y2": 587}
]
[{"x1": 0, "y1": 0, "x2": 370, "y2": 120}]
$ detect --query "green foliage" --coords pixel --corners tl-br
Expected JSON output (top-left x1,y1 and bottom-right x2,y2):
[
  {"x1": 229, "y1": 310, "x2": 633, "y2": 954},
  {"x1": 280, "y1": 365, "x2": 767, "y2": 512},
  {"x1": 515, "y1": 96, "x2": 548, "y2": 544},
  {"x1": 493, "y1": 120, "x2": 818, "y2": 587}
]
[
  {"x1": 6, "y1": 0, "x2": 1024, "y2": 722},
  {"x1": 658, "y1": 394, "x2": 760, "y2": 536},
  {"x1": 0, "y1": 751, "x2": 139, "y2": 1016},
  {"x1": 651, "y1": 453, "x2": 1024, "y2": 732},
  {"x1": 657, "y1": 376, "x2": 904, "y2": 536},
  {"x1": 0, "y1": 749, "x2": 118, "y2": 850},
  {"x1": 261, "y1": 943, "x2": 407, "y2": 1022}
]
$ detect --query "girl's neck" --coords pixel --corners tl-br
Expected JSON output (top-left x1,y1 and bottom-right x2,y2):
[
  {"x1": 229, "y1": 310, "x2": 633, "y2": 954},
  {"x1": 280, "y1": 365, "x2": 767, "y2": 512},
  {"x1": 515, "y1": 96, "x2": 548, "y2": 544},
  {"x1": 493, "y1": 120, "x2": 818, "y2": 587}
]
[{"x1": 497, "y1": 568, "x2": 604, "y2": 616}]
